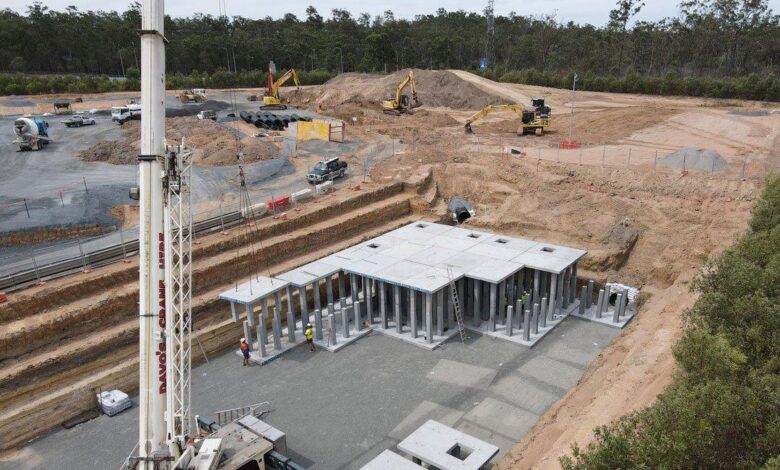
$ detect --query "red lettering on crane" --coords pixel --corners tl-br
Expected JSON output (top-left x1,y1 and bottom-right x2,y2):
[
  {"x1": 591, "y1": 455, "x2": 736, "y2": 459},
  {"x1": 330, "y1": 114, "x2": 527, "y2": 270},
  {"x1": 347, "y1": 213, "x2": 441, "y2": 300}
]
[
  {"x1": 156, "y1": 343, "x2": 167, "y2": 394},
  {"x1": 158, "y1": 233, "x2": 165, "y2": 269}
]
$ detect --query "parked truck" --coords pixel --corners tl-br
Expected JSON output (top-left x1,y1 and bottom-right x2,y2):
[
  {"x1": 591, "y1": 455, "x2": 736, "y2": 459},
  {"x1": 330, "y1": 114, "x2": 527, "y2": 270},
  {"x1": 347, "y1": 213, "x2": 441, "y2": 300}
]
[
  {"x1": 111, "y1": 104, "x2": 142, "y2": 124},
  {"x1": 64, "y1": 114, "x2": 96, "y2": 127}
]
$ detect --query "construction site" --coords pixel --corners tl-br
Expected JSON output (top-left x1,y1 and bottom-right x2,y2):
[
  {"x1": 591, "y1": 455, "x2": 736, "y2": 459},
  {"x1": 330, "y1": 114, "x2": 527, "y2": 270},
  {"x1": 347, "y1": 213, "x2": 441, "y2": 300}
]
[{"x1": 1, "y1": 2, "x2": 779, "y2": 468}]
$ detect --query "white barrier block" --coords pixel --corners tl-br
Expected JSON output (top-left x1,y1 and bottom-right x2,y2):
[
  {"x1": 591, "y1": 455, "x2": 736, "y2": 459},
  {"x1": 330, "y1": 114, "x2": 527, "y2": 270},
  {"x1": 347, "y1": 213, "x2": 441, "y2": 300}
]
[
  {"x1": 315, "y1": 180, "x2": 333, "y2": 194},
  {"x1": 291, "y1": 188, "x2": 314, "y2": 202}
]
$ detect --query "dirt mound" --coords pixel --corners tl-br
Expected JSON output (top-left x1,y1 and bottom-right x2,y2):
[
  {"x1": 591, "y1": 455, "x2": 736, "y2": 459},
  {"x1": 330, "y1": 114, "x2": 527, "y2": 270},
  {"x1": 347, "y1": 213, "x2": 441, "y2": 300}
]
[
  {"x1": 302, "y1": 69, "x2": 505, "y2": 111},
  {"x1": 79, "y1": 117, "x2": 279, "y2": 166},
  {"x1": 659, "y1": 147, "x2": 729, "y2": 171}
]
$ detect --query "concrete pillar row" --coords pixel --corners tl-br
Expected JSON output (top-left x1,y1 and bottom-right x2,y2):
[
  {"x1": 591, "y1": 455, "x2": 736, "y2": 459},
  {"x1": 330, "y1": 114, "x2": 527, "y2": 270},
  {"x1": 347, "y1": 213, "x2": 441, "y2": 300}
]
[
  {"x1": 245, "y1": 303, "x2": 256, "y2": 327},
  {"x1": 595, "y1": 289, "x2": 605, "y2": 319},
  {"x1": 548, "y1": 274, "x2": 558, "y2": 322},
  {"x1": 260, "y1": 297, "x2": 269, "y2": 345},
  {"x1": 586, "y1": 280, "x2": 594, "y2": 308},
  {"x1": 394, "y1": 285, "x2": 402, "y2": 333},
  {"x1": 436, "y1": 289, "x2": 445, "y2": 336},
  {"x1": 299, "y1": 286, "x2": 310, "y2": 325},
  {"x1": 425, "y1": 293, "x2": 434, "y2": 344},
  {"x1": 379, "y1": 281, "x2": 388, "y2": 328}
]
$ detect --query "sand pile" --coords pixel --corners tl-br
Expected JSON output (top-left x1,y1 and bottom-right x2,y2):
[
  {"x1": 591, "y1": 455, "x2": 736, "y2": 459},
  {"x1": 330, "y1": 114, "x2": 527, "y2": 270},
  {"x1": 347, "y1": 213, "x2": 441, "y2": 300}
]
[
  {"x1": 80, "y1": 117, "x2": 279, "y2": 166},
  {"x1": 300, "y1": 69, "x2": 504, "y2": 111},
  {"x1": 658, "y1": 147, "x2": 730, "y2": 171}
]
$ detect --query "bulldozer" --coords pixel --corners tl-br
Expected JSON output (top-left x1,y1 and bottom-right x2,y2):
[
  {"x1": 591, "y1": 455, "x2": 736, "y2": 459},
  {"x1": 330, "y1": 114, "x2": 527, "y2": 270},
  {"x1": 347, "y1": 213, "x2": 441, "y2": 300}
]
[
  {"x1": 177, "y1": 89, "x2": 207, "y2": 104},
  {"x1": 464, "y1": 98, "x2": 551, "y2": 136},
  {"x1": 382, "y1": 70, "x2": 422, "y2": 115},
  {"x1": 248, "y1": 68, "x2": 300, "y2": 110}
]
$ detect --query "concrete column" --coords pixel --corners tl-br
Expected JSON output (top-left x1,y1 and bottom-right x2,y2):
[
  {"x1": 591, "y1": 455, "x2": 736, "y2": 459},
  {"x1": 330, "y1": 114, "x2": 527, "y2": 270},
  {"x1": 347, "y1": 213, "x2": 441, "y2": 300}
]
[
  {"x1": 285, "y1": 286, "x2": 296, "y2": 342},
  {"x1": 255, "y1": 325, "x2": 266, "y2": 357},
  {"x1": 425, "y1": 293, "x2": 433, "y2": 344},
  {"x1": 230, "y1": 302, "x2": 239, "y2": 322},
  {"x1": 618, "y1": 291, "x2": 628, "y2": 317},
  {"x1": 498, "y1": 281, "x2": 506, "y2": 326},
  {"x1": 540, "y1": 297, "x2": 548, "y2": 328},
  {"x1": 557, "y1": 271, "x2": 565, "y2": 316},
  {"x1": 394, "y1": 285, "x2": 402, "y2": 333},
  {"x1": 523, "y1": 308, "x2": 531, "y2": 341},
  {"x1": 488, "y1": 283, "x2": 497, "y2": 332},
  {"x1": 365, "y1": 278, "x2": 374, "y2": 325},
  {"x1": 517, "y1": 269, "x2": 526, "y2": 298},
  {"x1": 482, "y1": 281, "x2": 490, "y2": 321},
  {"x1": 579, "y1": 286, "x2": 587, "y2": 315},
  {"x1": 515, "y1": 300, "x2": 523, "y2": 331},
  {"x1": 548, "y1": 274, "x2": 558, "y2": 322},
  {"x1": 245, "y1": 303, "x2": 256, "y2": 327},
  {"x1": 457, "y1": 278, "x2": 465, "y2": 322},
  {"x1": 379, "y1": 281, "x2": 388, "y2": 328},
  {"x1": 447, "y1": 284, "x2": 455, "y2": 326},
  {"x1": 602, "y1": 285, "x2": 612, "y2": 315},
  {"x1": 243, "y1": 320, "x2": 253, "y2": 351},
  {"x1": 613, "y1": 292, "x2": 623, "y2": 323},
  {"x1": 260, "y1": 297, "x2": 269, "y2": 345},
  {"x1": 570, "y1": 263, "x2": 578, "y2": 304},
  {"x1": 342, "y1": 305, "x2": 350, "y2": 337},
  {"x1": 350, "y1": 275, "x2": 361, "y2": 327},
  {"x1": 472, "y1": 280, "x2": 481, "y2": 326},
  {"x1": 325, "y1": 274, "x2": 334, "y2": 307},
  {"x1": 586, "y1": 280, "x2": 594, "y2": 308},
  {"x1": 595, "y1": 289, "x2": 605, "y2": 319},
  {"x1": 436, "y1": 289, "x2": 445, "y2": 336},
  {"x1": 271, "y1": 306, "x2": 282, "y2": 351},
  {"x1": 409, "y1": 290, "x2": 417, "y2": 338},
  {"x1": 313, "y1": 280, "x2": 322, "y2": 315},
  {"x1": 338, "y1": 271, "x2": 347, "y2": 312},
  {"x1": 314, "y1": 308, "x2": 323, "y2": 340},
  {"x1": 506, "y1": 275, "x2": 516, "y2": 315},
  {"x1": 506, "y1": 306, "x2": 514, "y2": 337},
  {"x1": 531, "y1": 303, "x2": 540, "y2": 334},
  {"x1": 532, "y1": 270, "x2": 541, "y2": 307},
  {"x1": 299, "y1": 286, "x2": 310, "y2": 325},
  {"x1": 327, "y1": 314, "x2": 336, "y2": 346},
  {"x1": 465, "y1": 278, "x2": 473, "y2": 321},
  {"x1": 561, "y1": 268, "x2": 570, "y2": 309}
]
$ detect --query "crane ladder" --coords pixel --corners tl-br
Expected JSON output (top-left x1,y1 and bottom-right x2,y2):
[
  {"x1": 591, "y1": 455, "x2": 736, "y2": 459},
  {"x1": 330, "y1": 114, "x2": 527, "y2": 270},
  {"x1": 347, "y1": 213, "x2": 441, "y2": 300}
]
[{"x1": 447, "y1": 267, "x2": 467, "y2": 343}]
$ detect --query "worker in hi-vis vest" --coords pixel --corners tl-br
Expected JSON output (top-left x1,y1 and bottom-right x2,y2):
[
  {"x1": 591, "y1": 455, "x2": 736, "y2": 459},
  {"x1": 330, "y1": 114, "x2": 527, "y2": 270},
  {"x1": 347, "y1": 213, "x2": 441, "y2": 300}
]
[
  {"x1": 305, "y1": 323, "x2": 315, "y2": 352},
  {"x1": 240, "y1": 337, "x2": 250, "y2": 366}
]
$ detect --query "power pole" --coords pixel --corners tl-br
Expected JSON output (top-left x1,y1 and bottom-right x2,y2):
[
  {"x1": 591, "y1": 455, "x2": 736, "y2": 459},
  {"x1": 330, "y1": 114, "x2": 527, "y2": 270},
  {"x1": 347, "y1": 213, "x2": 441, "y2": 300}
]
[
  {"x1": 483, "y1": 0, "x2": 495, "y2": 68},
  {"x1": 568, "y1": 73, "x2": 578, "y2": 144}
]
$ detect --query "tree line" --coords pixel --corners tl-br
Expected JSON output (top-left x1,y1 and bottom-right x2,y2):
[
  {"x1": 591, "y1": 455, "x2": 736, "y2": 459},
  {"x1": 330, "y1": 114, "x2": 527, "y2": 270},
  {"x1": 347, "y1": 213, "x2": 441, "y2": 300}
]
[
  {"x1": 0, "y1": 0, "x2": 778, "y2": 101},
  {"x1": 562, "y1": 176, "x2": 780, "y2": 469}
]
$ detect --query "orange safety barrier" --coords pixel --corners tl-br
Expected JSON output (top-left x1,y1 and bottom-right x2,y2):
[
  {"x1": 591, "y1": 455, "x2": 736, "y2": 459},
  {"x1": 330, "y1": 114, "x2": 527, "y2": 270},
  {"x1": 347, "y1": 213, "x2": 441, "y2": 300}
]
[{"x1": 266, "y1": 195, "x2": 290, "y2": 210}]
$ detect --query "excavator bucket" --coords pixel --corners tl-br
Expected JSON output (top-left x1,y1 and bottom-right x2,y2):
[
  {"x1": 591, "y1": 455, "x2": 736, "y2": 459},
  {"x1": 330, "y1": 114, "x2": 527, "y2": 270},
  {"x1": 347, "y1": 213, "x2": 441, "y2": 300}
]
[{"x1": 464, "y1": 123, "x2": 474, "y2": 134}]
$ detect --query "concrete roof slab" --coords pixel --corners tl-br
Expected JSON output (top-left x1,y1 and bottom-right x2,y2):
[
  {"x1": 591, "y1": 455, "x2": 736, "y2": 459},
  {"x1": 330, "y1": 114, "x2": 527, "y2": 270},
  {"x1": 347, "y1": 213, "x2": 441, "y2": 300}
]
[
  {"x1": 465, "y1": 259, "x2": 523, "y2": 284},
  {"x1": 464, "y1": 242, "x2": 523, "y2": 262},
  {"x1": 380, "y1": 241, "x2": 430, "y2": 260},
  {"x1": 405, "y1": 267, "x2": 461, "y2": 294},
  {"x1": 397, "y1": 420, "x2": 499, "y2": 470},
  {"x1": 480, "y1": 234, "x2": 539, "y2": 253},
  {"x1": 343, "y1": 254, "x2": 400, "y2": 277},
  {"x1": 276, "y1": 260, "x2": 340, "y2": 286},
  {"x1": 410, "y1": 246, "x2": 462, "y2": 267},
  {"x1": 428, "y1": 235, "x2": 483, "y2": 252},
  {"x1": 218, "y1": 276, "x2": 290, "y2": 305},
  {"x1": 511, "y1": 251, "x2": 571, "y2": 274},
  {"x1": 526, "y1": 242, "x2": 587, "y2": 263},
  {"x1": 438, "y1": 226, "x2": 493, "y2": 242}
]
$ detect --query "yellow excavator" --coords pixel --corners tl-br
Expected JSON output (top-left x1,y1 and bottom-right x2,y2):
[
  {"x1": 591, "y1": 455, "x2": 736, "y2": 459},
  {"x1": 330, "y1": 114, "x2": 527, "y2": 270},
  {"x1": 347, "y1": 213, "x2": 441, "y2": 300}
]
[
  {"x1": 249, "y1": 68, "x2": 301, "y2": 109},
  {"x1": 464, "y1": 98, "x2": 551, "y2": 136},
  {"x1": 382, "y1": 70, "x2": 422, "y2": 115}
]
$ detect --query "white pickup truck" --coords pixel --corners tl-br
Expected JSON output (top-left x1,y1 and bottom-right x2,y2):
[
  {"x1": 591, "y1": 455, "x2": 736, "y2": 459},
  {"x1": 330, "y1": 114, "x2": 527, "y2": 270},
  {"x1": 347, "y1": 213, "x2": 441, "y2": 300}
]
[
  {"x1": 111, "y1": 104, "x2": 142, "y2": 124},
  {"x1": 63, "y1": 114, "x2": 96, "y2": 127}
]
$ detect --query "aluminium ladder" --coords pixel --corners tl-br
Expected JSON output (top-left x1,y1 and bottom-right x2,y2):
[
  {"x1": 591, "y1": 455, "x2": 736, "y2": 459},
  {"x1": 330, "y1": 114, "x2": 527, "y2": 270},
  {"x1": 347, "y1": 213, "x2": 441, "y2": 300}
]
[{"x1": 446, "y1": 266, "x2": 467, "y2": 343}]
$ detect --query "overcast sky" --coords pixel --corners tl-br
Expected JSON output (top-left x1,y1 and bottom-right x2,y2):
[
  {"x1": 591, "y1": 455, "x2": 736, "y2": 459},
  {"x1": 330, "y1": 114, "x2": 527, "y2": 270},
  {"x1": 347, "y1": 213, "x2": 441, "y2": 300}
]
[{"x1": 4, "y1": 0, "x2": 780, "y2": 26}]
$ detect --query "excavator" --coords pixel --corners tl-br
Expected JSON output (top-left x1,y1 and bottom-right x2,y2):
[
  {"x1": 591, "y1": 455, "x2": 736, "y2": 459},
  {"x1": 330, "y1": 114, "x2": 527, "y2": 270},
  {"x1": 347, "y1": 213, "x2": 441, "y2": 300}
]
[
  {"x1": 177, "y1": 89, "x2": 206, "y2": 104},
  {"x1": 382, "y1": 70, "x2": 422, "y2": 115},
  {"x1": 250, "y1": 68, "x2": 301, "y2": 110},
  {"x1": 464, "y1": 98, "x2": 551, "y2": 136}
]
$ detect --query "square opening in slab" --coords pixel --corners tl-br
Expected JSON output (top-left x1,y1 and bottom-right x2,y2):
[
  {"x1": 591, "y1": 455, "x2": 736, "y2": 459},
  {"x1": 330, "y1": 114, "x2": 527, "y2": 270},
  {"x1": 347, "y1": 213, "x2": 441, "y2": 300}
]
[
  {"x1": 541, "y1": 246, "x2": 555, "y2": 253},
  {"x1": 467, "y1": 233, "x2": 481, "y2": 239},
  {"x1": 495, "y1": 238, "x2": 509, "y2": 244},
  {"x1": 415, "y1": 223, "x2": 428, "y2": 228},
  {"x1": 367, "y1": 243, "x2": 381, "y2": 249},
  {"x1": 448, "y1": 443, "x2": 474, "y2": 461}
]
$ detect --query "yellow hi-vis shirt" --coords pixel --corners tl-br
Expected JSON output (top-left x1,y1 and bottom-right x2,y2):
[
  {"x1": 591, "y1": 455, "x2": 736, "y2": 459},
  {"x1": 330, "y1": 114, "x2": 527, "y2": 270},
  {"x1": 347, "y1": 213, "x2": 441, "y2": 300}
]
[{"x1": 305, "y1": 328, "x2": 314, "y2": 340}]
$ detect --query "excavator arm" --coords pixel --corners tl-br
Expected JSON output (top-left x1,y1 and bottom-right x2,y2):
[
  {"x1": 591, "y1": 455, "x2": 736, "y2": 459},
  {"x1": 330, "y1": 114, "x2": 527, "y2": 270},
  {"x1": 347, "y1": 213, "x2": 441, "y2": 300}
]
[
  {"x1": 269, "y1": 69, "x2": 300, "y2": 99},
  {"x1": 382, "y1": 70, "x2": 422, "y2": 114},
  {"x1": 464, "y1": 104, "x2": 526, "y2": 133}
]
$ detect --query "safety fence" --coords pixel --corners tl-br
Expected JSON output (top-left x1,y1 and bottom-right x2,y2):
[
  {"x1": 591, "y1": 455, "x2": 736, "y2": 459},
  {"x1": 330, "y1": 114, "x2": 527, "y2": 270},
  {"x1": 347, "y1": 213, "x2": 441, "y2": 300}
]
[{"x1": 0, "y1": 181, "x2": 340, "y2": 293}]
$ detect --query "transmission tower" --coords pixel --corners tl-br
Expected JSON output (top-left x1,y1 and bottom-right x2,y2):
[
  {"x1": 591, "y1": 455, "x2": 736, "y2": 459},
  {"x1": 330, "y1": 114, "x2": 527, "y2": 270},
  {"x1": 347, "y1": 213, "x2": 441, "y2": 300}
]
[{"x1": 482, "y1": 0, "x2": 495, "y2": 68}]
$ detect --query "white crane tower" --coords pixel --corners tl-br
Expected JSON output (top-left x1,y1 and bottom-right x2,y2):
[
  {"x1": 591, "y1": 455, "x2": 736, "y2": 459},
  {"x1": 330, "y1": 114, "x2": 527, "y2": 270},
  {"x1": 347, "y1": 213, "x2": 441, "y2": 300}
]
[{"x1": 132, "y1": 0, "x2": 193, "y2": 467}]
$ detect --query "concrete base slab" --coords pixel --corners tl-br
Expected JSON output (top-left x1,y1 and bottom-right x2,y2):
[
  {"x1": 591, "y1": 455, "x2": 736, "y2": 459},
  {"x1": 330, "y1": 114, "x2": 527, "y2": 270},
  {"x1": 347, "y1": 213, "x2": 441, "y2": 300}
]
[
  {"x1": 462, "y1": 397, "x2": 538, "y2": 441},
  {"x1": 238, "y1": 327, "x2": 307, "y2": 365},
  {"x1": 427, "y1": 359, "x2": 498, "y2": 390},
  {"x1": 464, "y1": 301, "x2": 579, "y2": 348},
  {"x1": 371, "y1": 321, "x2": 461, "y2": 351},
  {"x1": 389, "y1": 400, "x2": 465, "y2": 440},
  {"x1": 361, "y1": 450, "x2": 424, "y2": 470},
  {"x1": 569, "y1": 305, "x2": 636, "y2": 329},
  {"x1": 314, "y1": 324, "x2": 373, "y2": 352}
]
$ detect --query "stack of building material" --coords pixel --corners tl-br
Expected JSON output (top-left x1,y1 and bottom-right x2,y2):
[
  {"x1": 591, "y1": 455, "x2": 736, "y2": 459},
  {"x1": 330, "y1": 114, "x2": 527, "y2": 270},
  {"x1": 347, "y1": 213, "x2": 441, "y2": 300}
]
[{"x1": 96, "y1": 390, "x2": 132, "y2": 416}]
